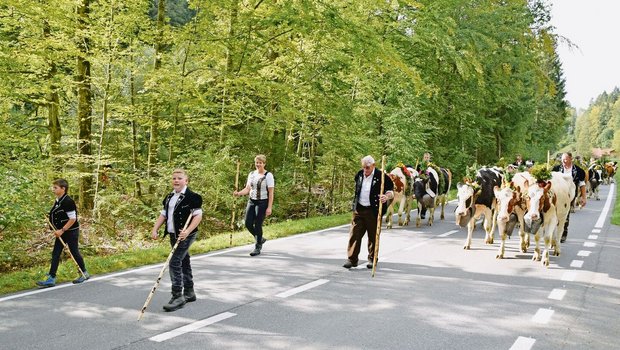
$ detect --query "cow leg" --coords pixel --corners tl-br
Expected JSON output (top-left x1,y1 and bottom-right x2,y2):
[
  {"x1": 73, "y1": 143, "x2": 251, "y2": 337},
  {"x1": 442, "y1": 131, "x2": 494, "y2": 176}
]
[
  {"x1": 532, "y1": 227, "x2": 541, "y2": 261},
  {"x1": 484, "y1": 208, "x2": 494, "y2": 245},
  {"x1": 386, "y1": 202, "x2": 393, "y2": 228},
  {"x1": 404, "y1": 197, "x2": 411, "y2": 226},
  {"x1": 464, "y1": 217, "x2": 475, "y2": 250},
  {"x1": 428, "y1": 206, "x2": 435, "y2": 226},
  {"x1": 416, "y1": 205, "x2": 422, "y2": 228},
  {"x1": 496, "y1": 223, "x2": 507, "y2": 259},
  {"x1": 439, "y1": 195, "x2": 446, "y2": 220},
  {"x1": 518, "y1": 215, "x2": 528, "y2": 253}
]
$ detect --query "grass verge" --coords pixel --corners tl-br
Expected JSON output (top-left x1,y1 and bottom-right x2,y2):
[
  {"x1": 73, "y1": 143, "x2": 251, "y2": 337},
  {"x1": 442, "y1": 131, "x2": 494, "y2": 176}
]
[{"x1": 0, "y1": 213, "x2": 351, "y2": 295}]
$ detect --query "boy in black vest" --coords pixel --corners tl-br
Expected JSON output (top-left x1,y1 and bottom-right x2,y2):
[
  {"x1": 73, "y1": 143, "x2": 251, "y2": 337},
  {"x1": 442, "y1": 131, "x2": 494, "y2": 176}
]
[
  {"x1": 37, "y1": 179, "x2": 90, "y2": 287},
  {"x1": 151, "y1": 169, "x2": 203, "y2": 312}
]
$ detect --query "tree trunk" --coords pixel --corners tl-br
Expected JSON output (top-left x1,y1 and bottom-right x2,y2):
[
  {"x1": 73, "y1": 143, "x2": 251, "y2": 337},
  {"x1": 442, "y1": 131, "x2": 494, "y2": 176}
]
[
  {"x1": 147, "y1": 0, "x2": 165, "y2": 186},
  {"x1": 43, "y1": 20, "x2": 61, "y2": 165},
  {"x1": 76, "y1": 0, "x2": 93, "y2": 211}
]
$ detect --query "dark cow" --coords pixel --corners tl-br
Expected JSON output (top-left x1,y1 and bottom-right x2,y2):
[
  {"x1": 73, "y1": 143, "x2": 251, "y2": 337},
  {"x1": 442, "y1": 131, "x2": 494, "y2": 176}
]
[
  {"x1": 413, "y1": 165, "x2": 451, "y2": 227},
  {"x1": 455, "y1": 167, "x2": 503, "y2": 250},
  {"x1": 587, "y1": 164, "x2": 603, "y2": 200}
]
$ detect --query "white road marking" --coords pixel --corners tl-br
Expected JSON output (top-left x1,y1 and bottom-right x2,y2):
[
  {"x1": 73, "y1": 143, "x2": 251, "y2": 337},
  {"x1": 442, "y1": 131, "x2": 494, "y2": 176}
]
[
  {"x1": 276, "y1": 279, "x2": 329, "y2": 298},
  {"x1": 404, "y1": 241, "x2": 428, "y2": 251},
  {"x1": 570, "y1": 260, "x2": 584, "y2": 268},
  {"x1": 531, "y1": 308, "x2": 554, "y2": 324},
  {"x1": 591, "y1": 229, "x2": 601, "y2": 233},
  {"x1": 594, "y1": 183, "x2": 614, "y2": 228},
  {"x1": 438, "y1": 230, "x2": 459, "y2": 237},
  {"x1": 548, "y1": 288, "x2": 567, "y2": 301},
  {"x1": 577, "y1": 250, "x2": 592, "y2": 257},
  {"x1": 562, "y1": 271, "x2": 577, "y2": 281},
  {"x1": 588, "y1": 234, "x2": 598, "y2": 240},
  {"x1": 149, "y1": 312, "x2": 236, "y2": 342},
  {"x1": 510, "y1": 336, "x2": 536, "y2": 350},
  {"x1": 584, "y1": 241, "x2": 596, "y2": 248}
]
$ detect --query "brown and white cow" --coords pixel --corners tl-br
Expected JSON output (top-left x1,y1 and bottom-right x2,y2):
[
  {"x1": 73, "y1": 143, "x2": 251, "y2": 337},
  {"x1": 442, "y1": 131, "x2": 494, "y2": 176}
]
[
  {"x1": 455, "y1": 167, "x2": 503, "y2": 250},
  {"x1": 413, "y1": 165, "x2": 452, "y2": 227},
  {"x1": 492, "y1": 172, "x2": 533, "y2": 259},
  {"x1": 385, "y1": 165, "x2": 418, "y2": 229},
  {"x1": 587, "y1": 163, "x2": 603, "y2": 200},
  {"x1": 523, "y1": 172, "x2": 575, "y2": 266},
  {"x1": 604, "y1": 161, "x2": 617, "y2": 185}
]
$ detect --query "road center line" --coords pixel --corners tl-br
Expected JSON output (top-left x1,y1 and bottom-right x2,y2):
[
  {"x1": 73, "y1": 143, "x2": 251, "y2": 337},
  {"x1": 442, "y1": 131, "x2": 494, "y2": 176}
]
[
  {"x1": 577, "y1": 250, "x2": 591, "y2": 257},
  {"x1": 276, "y1": 279, "x2": 329, "y2": 298},
  {"x1": 588, "y1": 234, "x2": 598, "y2": 240},
  {"x1": 570, "y1": 260, "x2": 584, "y2": 268},
  {"x1": 548, "y1": 289, "x2": 567, "y2": 301},
  {"x1": 594, "y1": 183, "x2": 614, "y2": 228},
  {"x1": 591, "y1": 229, "x2": 601, "y2": 233},
  {"x1": 510, "y1": 336, "x2": 536, "y2": 350},
  {"x1": 149, "y1": 312, "x2": 236, "y2": 342},
  {"x1": 584, "y1": 241, "x2": 596, "y2": 248},
  {"x1": 438, "y1": 230, "x2": 459, "y2": 238},
  {"x1": 531, "y1": 308, "x2": 554, "y2": 324}
]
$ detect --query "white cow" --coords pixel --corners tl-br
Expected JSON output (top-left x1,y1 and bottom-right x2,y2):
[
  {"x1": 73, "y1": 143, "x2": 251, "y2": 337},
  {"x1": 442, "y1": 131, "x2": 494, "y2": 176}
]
[
  {"x1": 523, "y1": 172, "x2": 575, "y2": 266},
  {"x1": 385, "y1": 166, "x2": 418, "y2": 229}
]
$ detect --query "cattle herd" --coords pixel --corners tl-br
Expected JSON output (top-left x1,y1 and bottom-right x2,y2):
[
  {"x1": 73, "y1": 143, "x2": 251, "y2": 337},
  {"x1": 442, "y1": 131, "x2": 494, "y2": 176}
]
[{"x1": 384, "y1": 161, "x2": 617, "y2": 267}]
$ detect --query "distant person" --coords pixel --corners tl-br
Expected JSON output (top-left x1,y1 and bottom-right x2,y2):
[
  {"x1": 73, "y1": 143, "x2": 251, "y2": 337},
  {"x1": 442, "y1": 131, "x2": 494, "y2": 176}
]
[
  {"x1": 344, "y1": 155, "x2": 394, "y2": 269},
  {"x1": 512, "y1": 154, "x2": 524, "y2": 167},
  {"x1": 151, "y1": 169, "x2": 203, "y2": 311},
  {"x1": 234, "y1": 154, "x2": 274, "y2": 256},
  {"x1": 36, "y1": 179, "x2": 90, "y2": 288},
  {"x1": 416, "y1": 152, "x2": 432, "y2": 171},
  {"x1": 552, "y1": 152, "x2": 586, "y2": 243}
]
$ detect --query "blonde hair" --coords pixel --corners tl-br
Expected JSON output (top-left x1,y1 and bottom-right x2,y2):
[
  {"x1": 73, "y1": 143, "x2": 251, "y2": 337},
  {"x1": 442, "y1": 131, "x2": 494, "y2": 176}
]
[
  {"x1": 255, "y1": 154, "x2": 267, "y2": 163},
  {"x1": 172, "y1": 168, "x2": 189, "y2": 180}
]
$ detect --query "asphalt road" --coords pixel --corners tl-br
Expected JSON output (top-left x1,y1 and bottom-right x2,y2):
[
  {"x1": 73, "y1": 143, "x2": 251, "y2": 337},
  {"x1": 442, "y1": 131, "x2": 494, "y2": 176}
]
[{"x1": 1, "y1": 183, "x2": 619, "y2": 350}]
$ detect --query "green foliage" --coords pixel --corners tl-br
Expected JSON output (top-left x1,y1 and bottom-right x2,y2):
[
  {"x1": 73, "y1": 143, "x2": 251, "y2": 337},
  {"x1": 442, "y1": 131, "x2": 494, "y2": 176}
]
[{"x1": 529, "y1": 163, "x2": 552, "y2": 182}]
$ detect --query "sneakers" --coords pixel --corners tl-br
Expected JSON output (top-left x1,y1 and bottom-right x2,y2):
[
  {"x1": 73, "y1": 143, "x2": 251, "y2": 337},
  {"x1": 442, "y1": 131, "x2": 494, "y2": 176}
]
[
  {"x1": 366, "y1": 263, "x2": 374, "y2": 269},
  {"x1": 163, "y1": 292, "x2": 186, "y2": 312},
  {"x1": 72, "y1": 271, "x2": 91, "y2": 284},
  {"x1": 342, "y1": 261, "x2": 358, "y2": 269},
  {"x1": 36, "y1": 275, "x2": 56, "y2": 288},
  {"x1": 249, "y1": 246, "x2": 262, "y2": 256}
]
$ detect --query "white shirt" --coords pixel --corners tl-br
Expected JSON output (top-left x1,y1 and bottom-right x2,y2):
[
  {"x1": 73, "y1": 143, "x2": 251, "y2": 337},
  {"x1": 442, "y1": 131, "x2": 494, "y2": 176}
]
[
  {"x1": 561, "y1": 165, "x2": 586, "y2": 188},
  {"x1": 247, "y1": 171, "x2": 275, "y2": 200},
  {"x1": 159, "y1": 186, "x2": 203, "y2": 232},
  {"x1": 358, "y1": 172, "x2": 373, "y2": 206}
]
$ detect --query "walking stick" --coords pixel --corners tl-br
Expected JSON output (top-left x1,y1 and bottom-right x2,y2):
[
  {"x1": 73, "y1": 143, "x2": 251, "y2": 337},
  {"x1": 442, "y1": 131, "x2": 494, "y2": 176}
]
[
  {"x1": 138, "y1": 210, "x2": 194, "y2": 321},
  {"x1": 231, "y1": 160, "x2": 240, "y2": 247},
  {"x1": 46, "y1": 216, "x2": 87, "y2": 280},
  {"x1": 372, "y1": 155, "x2": 386, "y2": 277}
]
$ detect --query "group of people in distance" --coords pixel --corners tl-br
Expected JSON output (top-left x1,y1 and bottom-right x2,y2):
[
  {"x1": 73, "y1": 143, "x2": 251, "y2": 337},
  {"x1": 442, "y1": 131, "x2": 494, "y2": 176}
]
[{"x1": 33, "y1": 150, "x2": 592, "y2": 312}]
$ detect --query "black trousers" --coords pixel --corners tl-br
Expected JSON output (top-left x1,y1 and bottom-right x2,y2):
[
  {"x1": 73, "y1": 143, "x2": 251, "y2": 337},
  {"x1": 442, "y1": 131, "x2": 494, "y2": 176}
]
[
  {"x1": 49, "y1": 229, "x2": 86, "y2": 277},
  {"x1": 245, "y1": 199, "x2": 268, "y2": 246}
]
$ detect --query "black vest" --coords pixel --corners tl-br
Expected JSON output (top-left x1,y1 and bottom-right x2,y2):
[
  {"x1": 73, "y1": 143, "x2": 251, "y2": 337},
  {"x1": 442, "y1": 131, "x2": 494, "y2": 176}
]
[
  {"x1": 161, "y1": 187, "x2": 203, "y2": 236},
  {"x1": 49, "y1": 194, "x2": 79, "y2": 231}
]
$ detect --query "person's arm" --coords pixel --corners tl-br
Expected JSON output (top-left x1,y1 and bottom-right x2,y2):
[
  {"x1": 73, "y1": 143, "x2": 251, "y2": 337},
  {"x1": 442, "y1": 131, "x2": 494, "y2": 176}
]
[
  {"x1": 266, "y1": 186, "x2": 274, "y2": 216},
  {"x1": 234, "y1": 174, "x2": 251, "y2": 196},
  {"x1": 579, "y1": 184, "x2": 587, "y2": 207},
  {"x1": 55, "y1": 218, "x2": 76, "y2": 238},
  {"x1": 179, "y1": 211, "x2": 203, "y2": 240},
  {"x1": 151, "y1": 214, "x2": 166, "y2": 240}
]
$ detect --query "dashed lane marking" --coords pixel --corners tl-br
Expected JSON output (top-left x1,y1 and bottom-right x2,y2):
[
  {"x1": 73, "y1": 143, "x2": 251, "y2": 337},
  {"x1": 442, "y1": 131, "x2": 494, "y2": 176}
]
[
  {"x1": 591, "y1": 229, "x2": 601, "y2": 233},
  {"x1": 577, "y1": 250, "x2": 592, "y2": 257},
  {"x1": 548, "y1": 289, "x2": 567, "y2": 301},
  {"x1": 584, "y1": 241, "x2": 596, "y2": 248},
  {"x1": 570, "y1": 260, "x2": 584, "y2": 268},
  {"x1": 531, "y1": 308, "x2": 554, "y2": 324},
  {"x1": 588, "y1": 234, "x2": 598, "y2": 240},
  {"x1": 510, "y1": 336, "x2": 536, "y2": 350},
  {"x1": 276, "y1": 279, "x2": 329, "y2": 298},
  {"x1": 149, "y1": 312, "x2": 236, "y2": 342}
]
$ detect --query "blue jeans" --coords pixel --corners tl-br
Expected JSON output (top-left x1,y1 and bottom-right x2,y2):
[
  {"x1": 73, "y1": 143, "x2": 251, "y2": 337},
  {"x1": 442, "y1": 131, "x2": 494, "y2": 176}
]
[
  {"x1": 168, "y1": 233, "x2": 197, "y2": 292},
  {"x1": 245, "y1": 199, "x2": 268, "y2": 245}
]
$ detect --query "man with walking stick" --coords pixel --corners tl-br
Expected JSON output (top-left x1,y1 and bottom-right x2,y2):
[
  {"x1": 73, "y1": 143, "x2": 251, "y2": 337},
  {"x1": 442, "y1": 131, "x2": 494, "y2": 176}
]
[
  {"x1": 151, "y1": 169, "x2": 203, "y2": 312},
  {"x1": 343, "y1": 156, "x2": 394, "y2": 270}
]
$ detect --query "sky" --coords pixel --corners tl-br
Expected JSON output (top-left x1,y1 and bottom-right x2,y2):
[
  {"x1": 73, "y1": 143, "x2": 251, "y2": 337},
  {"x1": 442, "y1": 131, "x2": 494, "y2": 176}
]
[{"x1": 549, "y1": 0, "x2": 620, "y2": 110}]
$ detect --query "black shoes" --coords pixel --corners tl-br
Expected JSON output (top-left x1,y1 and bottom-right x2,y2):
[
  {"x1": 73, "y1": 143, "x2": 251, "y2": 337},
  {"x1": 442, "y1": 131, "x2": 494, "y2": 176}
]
[
  {"x1": 343, "y1": 261, "x2": 358, "y2": 268},
  {"x1": 250, "y1": 237, "x2": 267, "y2": 256},
  {"x1": 366, "y1": 263, "x2": 374, "y2": 269},
  {"x1": 163, "y1": 292, "x2": 186, "y2": 312},
  {"x1": 184, "y1": 287, "x2": 196, "y2": 302}
]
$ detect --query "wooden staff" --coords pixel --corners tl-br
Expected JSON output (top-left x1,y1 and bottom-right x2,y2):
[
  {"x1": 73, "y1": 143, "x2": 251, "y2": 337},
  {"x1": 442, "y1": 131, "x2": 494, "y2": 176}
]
[
  {"x1": 46, "y1": 216, "x2": 87, "y2": 280},
  {"x1": 230, "y1": 160, "x2": 241, "y2": 247},
  {"x1": 372, "y1": 155, "x2": 386, "y2": 277},
  {"x1": 138, "y1": 210, "x2": 194, "y2": 321}
]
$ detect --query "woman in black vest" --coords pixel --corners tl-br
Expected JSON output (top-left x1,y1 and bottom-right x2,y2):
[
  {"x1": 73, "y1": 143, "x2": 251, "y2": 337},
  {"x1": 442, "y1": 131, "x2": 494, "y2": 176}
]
[
  {"x1": 36, "y1": 179, "x2": 89, "y2": 287},
  {"x1": 234, "y1": 154, "x2": 275, "y2": 256}
]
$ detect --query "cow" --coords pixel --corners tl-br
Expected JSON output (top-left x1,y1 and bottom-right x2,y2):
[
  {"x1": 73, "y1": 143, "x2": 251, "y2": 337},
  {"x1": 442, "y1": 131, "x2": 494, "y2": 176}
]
[
  {"x1": 455, "y1": 167, "x2": 503, "y2": 250},
  {"x1": 587, "y1": 164, "x2": 603, "y2": 200},
  {"x1": 413, "y1": 165, "x2": 451, "y2": 227},
  {"x1": 604, "y1": 161, "x2": 617, "y2": 185},
  {"x1": 385, "y1": 165, "x2": 418, "y2": 229},
  {"x1": 523, "y1": 172, "x2": 575, "y2": 266},
  {"x1": 493, "y1": 171, "x2": 534, "y2": 259}
]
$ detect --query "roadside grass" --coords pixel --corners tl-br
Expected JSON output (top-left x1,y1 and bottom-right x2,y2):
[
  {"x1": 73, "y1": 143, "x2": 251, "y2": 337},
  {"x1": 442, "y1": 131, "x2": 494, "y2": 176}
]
[
  {"x1": 0, "y1": 213, "x2": 351, "y2": 295},
  {"x1": 610, "y1": 174, "x2": 620, "y2": 225}
]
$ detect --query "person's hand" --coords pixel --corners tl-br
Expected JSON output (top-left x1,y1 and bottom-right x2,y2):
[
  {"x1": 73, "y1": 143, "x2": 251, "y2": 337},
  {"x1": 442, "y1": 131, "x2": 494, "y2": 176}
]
[
  {"x1": 179, "y1": 229, "x2": 189, "y2": 241},
  {"x1": 580, "y1": 197, "x2": 586, "y2": 207},
  {"x1": 233, "y1": 190, "x2": 241, "y2": 197},
  {"x1": 266, "y1": 207, "x2": 272, "y2": 216},
  {"x1": 380, "y1": 194, "x2": 389, "y2": 203},
  {"x1": 54, "y1": 229, "x2": 63, "y2": 238},
  {"x1": 151, "y1": 230, "x2": 158, "y2": 240}
]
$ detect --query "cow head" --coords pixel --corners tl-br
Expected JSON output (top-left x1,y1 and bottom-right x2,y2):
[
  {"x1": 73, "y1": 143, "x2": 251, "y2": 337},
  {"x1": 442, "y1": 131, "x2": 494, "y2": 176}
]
[
  {"x1": 494, "y1": 185, "x2": 518, "y2": 223},
  {"x1": 455, "y1": 182, "x2": 479, "y2": 226},
  {"x1": 523, "y1": 180, "x2": 553, "y2": 227}
]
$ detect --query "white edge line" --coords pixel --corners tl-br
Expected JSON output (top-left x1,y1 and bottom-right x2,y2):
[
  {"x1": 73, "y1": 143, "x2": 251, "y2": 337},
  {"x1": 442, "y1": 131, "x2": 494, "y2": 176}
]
[
  {"x1": 594, "y1": 183, "x2": 614, "y2": 228},
  {"x1": 438, "y1": 230, "x2": 459, "y2": 238},
  {"x1": 510, "y1": 336, "x2": 536, "y2": 350},
  {"x1": 276, "y1": 279, "x2": 329, "y2": 298},
  {"x1": 150, "y1": 312, "x2": 236, "y2": 342}
]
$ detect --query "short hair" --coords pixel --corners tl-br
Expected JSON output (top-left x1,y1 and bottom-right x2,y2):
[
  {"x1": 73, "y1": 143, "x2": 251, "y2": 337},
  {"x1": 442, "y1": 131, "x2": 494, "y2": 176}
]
[
  {"x1": 563, "y1": 152, "x2": 573, "y2": 158},
  {"x1": 361, "y1": 155, "x2": 375, "y2": 167},
  {"x1": 172, "y1": 168, "x2": 189, "y2": 180},
  {"x1": 52, "y1": 179, "x2": 69, "y2": 193},
  {"x1": 255, "y1": 154, "x2": 267, "y2": 163}
]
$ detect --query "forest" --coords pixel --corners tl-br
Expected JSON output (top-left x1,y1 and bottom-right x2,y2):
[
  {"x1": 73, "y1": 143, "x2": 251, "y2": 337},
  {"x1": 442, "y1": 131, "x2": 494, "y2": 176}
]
[{"x1": 0, "y1": 0, "x2": 570, "y2": 272}]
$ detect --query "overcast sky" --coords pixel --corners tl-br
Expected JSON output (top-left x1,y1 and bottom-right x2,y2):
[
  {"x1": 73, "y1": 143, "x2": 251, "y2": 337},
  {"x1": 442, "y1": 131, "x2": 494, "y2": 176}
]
[{"x1": 549, "y1": 0, "x2": 620, "y2": 110}]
